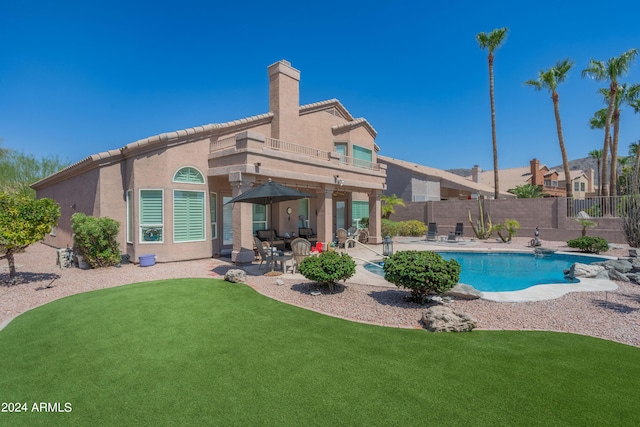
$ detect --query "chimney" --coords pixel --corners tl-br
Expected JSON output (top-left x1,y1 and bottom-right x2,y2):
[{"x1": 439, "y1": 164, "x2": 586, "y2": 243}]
[
  {"x1": 530, "y1": 158, "x2": 540, "y2": 185},
  {"x1": 268, "y1": 60, "x2": 300, "y2": 142},
  {"x1": 471, "y1": 165, "x2": 481, "y2": 183}
]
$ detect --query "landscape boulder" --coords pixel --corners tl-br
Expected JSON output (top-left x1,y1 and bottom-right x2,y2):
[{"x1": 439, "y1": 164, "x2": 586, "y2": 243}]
[
  {"x1": 566, "y1": 263, "x2": 605, "y2": 279},
  {"x1": 224, "y1": 269, "x2": 247, "y2": 283},
  {"x1": 446, "y1": 284, "x2": 481, "y2": 300},
  {"x1": 422, "y1": 305, "x2": 476, "y2": 332}
]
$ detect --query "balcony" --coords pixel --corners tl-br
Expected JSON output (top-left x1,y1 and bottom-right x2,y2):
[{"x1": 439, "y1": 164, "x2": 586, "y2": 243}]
[{"x1": 210, "y1": 134, "x2": 381, "y2": 171}]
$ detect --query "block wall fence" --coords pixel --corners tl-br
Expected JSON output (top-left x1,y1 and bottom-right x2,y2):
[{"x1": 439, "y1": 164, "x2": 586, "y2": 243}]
[{"x1": 390, "y1": 198, "x2": 627, "y2": 244}]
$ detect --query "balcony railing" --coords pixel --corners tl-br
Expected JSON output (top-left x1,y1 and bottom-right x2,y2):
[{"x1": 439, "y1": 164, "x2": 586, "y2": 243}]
[
  {"x1": 567, "y1": 196, "x2": 634, "y2": 218},
  {"x1": 265, "y1": 137, "x2": 331, "y2": 161},
  {"x1": 209, "y1": 136, "x2": 237, "y2": 152}
]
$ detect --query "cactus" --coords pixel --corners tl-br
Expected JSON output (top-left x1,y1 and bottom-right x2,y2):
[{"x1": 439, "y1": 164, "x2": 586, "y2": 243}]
[{"x1": 468, "y1": 199, "x2": 493, "y2": 239}]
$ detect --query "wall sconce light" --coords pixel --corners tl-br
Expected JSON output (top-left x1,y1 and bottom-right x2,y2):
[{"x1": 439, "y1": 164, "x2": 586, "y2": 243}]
[
  {"x1": 254, "y1": 162, "x2": 261, "y2": 167},
  {"x1": 334, "y1": 175, "x2": 344, "y2": 186}
]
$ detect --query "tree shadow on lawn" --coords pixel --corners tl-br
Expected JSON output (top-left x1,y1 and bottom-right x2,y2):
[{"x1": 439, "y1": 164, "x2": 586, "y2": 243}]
[{"x1": 0, "y1": 272, "x2": 60, "y2": 287}]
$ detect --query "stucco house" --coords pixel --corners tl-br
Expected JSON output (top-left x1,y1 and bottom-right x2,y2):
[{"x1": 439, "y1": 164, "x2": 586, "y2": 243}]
[
  {"x1": 32, "y1": 60, "x2": 386, "y2": 264},
  {"x1": 468, "y1": 158, "x2": 594, "y2": 198},
  {"x1": 380, "y1": 156, "x2": 514, "y2": 201}
]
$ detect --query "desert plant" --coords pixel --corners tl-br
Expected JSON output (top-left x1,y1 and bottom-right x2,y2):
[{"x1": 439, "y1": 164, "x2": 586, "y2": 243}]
[
  {"x1": 468, "y1": 199, "x2": 493, "y2": 239},
  {"x1": 398, "y1": 220, "x2": 427, "y2": 237},
  {"x1": 494, "y1": 219, "x2": 520, "y2": 243},
  {"x1": 71, "y1": 213, "x2": 121, "y2": 268},
  {"x1": 381, "y1": 194, "x2": 406, "y2": 219},
  {"x1": 567, "y1": 236, "x2": 609, "y2": 254},
  {"x1": 383, "y1": 250, "x2": 461, "y2": 304},
  {"x1": 298, "y1": 250, "x2": 356, "y2": 292},
  {"x1": 575, "y1": 218, "x2": 597, "y2": 237}
]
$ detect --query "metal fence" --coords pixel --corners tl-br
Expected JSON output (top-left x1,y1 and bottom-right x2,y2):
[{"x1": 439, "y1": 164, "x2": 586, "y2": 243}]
[{"x1": 567, "y1": 196, "x2": 633, "y2": 218}]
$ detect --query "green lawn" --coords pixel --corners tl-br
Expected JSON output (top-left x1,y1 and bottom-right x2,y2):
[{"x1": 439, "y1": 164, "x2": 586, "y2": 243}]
[{"x1": 1, "y1": 279, "x2": 639, "y2": 426}]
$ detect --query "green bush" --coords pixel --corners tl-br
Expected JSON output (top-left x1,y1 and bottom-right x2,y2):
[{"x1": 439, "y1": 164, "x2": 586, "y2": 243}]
[
  {"x1": 298, "y1": 250, "x2": 356, "y2": 292},
  {"x1": 71, "y1": 213, "x2": 121, "y2": 268},
  {"x1": 383, "y1": 251, "x2": 461, "y2": 303},
  {"x1": 381, "y1": 219, "x2": 400, "y2": 238},
  {"x1": 567, "y1": 236, "x2": 609, "y2": 254},
  {"x1": 398, "y1": 220, "x2": 427, "y2": 237}
]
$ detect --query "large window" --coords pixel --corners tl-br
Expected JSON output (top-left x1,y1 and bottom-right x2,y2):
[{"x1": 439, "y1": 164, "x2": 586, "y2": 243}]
[
  {"x1": 352, "y1": 201, "x2": 369, "y2": 228},
  {"x1": 353, "y1": 145, "x2": 373, "y2": 168},
  {"x1": 253, "y1": 204, "x2": 267, "y2": 233},
  {"x1": 126, "y1": 190, "x2": 133, "y2": 243},
  {"x1": 140, "y1": 189, "x2": 164, "y2": 243},
  {"x1": 174, "y1": 190, "x2": 205, "y2": 242},
  {"x1": 210, "y1": 192, "x2": 217, "y2": 240},
  {"x1": 298, "y1": 198, "x2": 309, "y2": 228},
  {"x1": 222, "y1": 196, "x2": 233, "y2": 245},
  {"x1": 335, "y1": 143, "x2": 347, "y2": 164}
]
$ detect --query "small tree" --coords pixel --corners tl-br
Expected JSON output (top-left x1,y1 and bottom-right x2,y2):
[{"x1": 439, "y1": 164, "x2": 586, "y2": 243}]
[
  {"x1": 71, "y1": 213, "x2": 121, "y2": 268},
  {"x1": 383, "y1": 251, "x2": 461, "y2": 304},
  {"x1": 575, "y1": 218, "x2": 597, "y2": 237},
  {"x1": 0, "y1": 192, "x2": 60, "y2": 283},
  {"x1": 381, "y1": 194, "x2": 406, "y2": 219},
  {"x1": 494, "y1": 219, "x2": 520, "y2": 243},
  {"x1": 298, "y1": 251, "x2": 356, "y2": 293}
]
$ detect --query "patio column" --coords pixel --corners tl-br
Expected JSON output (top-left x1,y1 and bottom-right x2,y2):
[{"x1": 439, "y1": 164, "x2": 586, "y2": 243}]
[
  {"x1": 316, "y1": 186, "x2": 334, "y2": 247},
  {"x1": 230, "y1": 175, "x2": 255, "y2": 264},
  {"x1": 368, "y1": 190, "x2": 382, "y2": 244}
]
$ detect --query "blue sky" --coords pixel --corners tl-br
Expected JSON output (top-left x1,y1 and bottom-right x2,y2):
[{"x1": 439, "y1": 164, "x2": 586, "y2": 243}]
[{"x1": 1, "y1": 0, "x2": 639, "y2": 171}]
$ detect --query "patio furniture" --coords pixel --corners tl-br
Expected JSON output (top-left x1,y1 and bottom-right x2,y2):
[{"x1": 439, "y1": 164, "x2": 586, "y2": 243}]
[
  {"x1": 454, "y1": 222, "x2": 465, "y2": 241},
  {"x1": 336, "y1": 228, "x2": 350, "y2": 248},
  {"x1": 290, "y1": 237, "x2": 312, "y2": 274},
  {"x1": 254, "y1": 236, "x2": 292, "y2": 272},
  {"x1": 427, "y1": 223, "x2": 438, "y2": 241},
  {"x1": 254, "y1": 236, "x2": 272, "y2": 269},
  {"x1": 298, "y1": 227, "x2": 317, "y2": 245},
  {"x1": 256, "y1": 229, "x2": 285, "y2": 251}
]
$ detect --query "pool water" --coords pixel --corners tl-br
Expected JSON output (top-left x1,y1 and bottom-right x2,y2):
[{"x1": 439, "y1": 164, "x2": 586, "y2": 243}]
[{"x1": 365, "y1": 251, "x2": 608, "y2": 292}]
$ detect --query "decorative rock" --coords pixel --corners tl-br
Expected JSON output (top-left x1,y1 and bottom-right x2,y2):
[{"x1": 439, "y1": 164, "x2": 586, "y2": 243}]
[
  {"x1": 422, "y1": 305, "x2": 476, "y2": 332},
  {"x1": 566, "y1": 263, "x2": 605, "y2": 279},
  {"x1": 224, "y1": 269, "x2": 247, "y2": 283},
  {"x1": 595, "y1": 270, "x2": 610, "y2": 280},
  {"x1": 446, "y1": 284, "x2": 481, "y2": 300},
  {"x1": 629, "y1": 248, "x2": 638, "y2": 258},
  {"x1": 599, "y1": 259, "x2": 632, "y2": 273},
  {"x1": 607, "y1": 268, "x2": 630, "y2": 282},
  {"x1": 627, "y1": 274, "x2": 640, "y2": 285},
  {"x1": 534, "y1": 247, "x2": 556, "y2": 255},
  {"x1": 630, "y1": 259, "x2": 640, "y2": 272},
  {"x1": 275, "y1": 279, "x2": 284, "y2": 286}
]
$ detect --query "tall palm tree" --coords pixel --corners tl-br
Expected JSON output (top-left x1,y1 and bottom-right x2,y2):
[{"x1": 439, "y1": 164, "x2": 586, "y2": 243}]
[
  {"x1": 582, "y1": 48, "x2": 638, "y2": 196},
  {"x1": 589, "y1": 149, "x2": 603, "y2": 196},
  {"x1": 476, "y1": 27, "x2": 508, "y2": 200},
  {"x1": 589, "y1": 109, "x2": 610, "y2": 196},
  {"x1": 524, "y1": 59, "x2": 574, "y2": 197},
  {"x1": 597, "y1": 83, "x2": 640, "y2": 196}
]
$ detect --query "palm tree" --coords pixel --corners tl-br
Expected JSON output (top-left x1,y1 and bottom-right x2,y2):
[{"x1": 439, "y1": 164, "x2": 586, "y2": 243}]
[
  {"x1": 588, "y1": 149, "x2": 603, "y2": 196},
  {"x1": 476, "y1": 27, "x2": 508, "y2": 200},
  {"x1": 524, "y1": 58, "x2": 574, "y2": 197},
  {"x1": 381, "y1": 194, "x2": 406, "y2": 219},
  {"x1": 507, "y1": 183, "x2": 544, "y2": 198},
  {"x1": 582, "y1": 48, "x2": 638, "y2": 197},
  {"x1": 589, "y1": 109, "x2": 610, "y2": 196}
]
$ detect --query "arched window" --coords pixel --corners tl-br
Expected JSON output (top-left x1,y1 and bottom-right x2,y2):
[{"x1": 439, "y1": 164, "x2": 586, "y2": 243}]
[{"x1": 173, "y1": 167, "x2": 204, "y2": 184}]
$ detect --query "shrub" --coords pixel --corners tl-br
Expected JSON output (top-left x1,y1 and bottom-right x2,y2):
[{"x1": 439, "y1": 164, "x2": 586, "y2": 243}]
[
  {"x1": 567, "y1": 236, "x2": 609, "y2": 254},
  {"x1": 298, "y1": 250, "x2": 356, "y2": 292},
  {"x1": 381, "y1": 219, "x2": 400, "y2": 238},
  {"x1": 494, "y1": 219, "x2": 520, "y2": 243},
  {"x1": 398, "y1": 220, "x2": 427, "y2": 237},
  {"x1": 71, "y1": 213, "x2": 121, "y2": 268},
  {"x1": 383, "y1": 250, "x2": 461, "y2": 304}
]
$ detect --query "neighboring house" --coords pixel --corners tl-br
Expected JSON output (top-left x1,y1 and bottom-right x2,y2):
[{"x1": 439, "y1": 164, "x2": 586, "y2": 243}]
[
  {"x1": 468, "y1": 158, "x2": 594, "y2": 199},
  {"x1": 380, "y1": 156, "x2": 514, "y2": 201},
  {"x1": 32, "y1": 60, "x2": 386, "y2": 264}
]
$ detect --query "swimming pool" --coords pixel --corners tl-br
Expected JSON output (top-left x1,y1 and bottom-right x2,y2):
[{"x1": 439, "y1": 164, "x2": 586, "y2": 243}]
[{"x1": 364, "y1": 251, "x2": 609, "y2": 292}]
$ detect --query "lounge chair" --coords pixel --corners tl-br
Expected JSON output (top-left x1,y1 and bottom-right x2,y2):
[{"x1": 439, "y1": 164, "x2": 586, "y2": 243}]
[
  {"x1": 298, "y1": 227, "x2": 317, "y2": 245},
  {"x1": 426, "y1": 222, "x2": 438, "y2": 241},
  {"x1": 290, "y1": 237, "x2": 312, "y2": 274},
  {"x1": 256, "y1": 229, "x2": 285, "y2": 250},
  {"x1": 455, "y1": 222, "x2": 465, "y2": 241}
]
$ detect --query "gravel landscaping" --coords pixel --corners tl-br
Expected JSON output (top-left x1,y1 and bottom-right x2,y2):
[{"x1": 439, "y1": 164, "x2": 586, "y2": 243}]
[{"x1": 1, "y1": 239, "x2": 639, "y2": 347}]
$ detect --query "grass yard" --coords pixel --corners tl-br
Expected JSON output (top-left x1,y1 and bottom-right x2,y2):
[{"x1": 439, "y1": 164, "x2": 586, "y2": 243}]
[{"x1": 1, "y1": 278, "x2": 639, "y2": 426}]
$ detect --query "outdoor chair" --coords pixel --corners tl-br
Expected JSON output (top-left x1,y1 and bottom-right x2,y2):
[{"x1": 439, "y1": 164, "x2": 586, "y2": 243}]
[
  {"x1": 455, "y1": 222, "x2": 465, "y2": 241},
  {"x1": 336, "y1": 228, "x2": 354, "y2": 248},
  {"x1": 254, "y1": 236, "x2": 272, "y2": 270},
  {"x1": 298, "y1": 227, "x2": 317, "y2": 245},
  {"x1": 290, "y1": 237, "x2": 312, "y2": 274},
  {"x1": 426, "y1": 222, "x2": 438, "y2": 241},
  {"x1": 256, "y1": 229, "x2": 285, "y2": 250}
]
